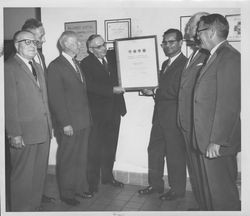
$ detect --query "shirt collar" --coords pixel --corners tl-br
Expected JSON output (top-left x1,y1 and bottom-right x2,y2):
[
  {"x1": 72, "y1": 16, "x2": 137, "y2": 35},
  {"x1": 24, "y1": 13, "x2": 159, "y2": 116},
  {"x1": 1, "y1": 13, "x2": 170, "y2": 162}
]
[
  {"x1": 168, "y1": 52, "x2": 181, "y2": 65},
  {"x1": 210, "y1": 40, "x2": 226, "y2": 56}
]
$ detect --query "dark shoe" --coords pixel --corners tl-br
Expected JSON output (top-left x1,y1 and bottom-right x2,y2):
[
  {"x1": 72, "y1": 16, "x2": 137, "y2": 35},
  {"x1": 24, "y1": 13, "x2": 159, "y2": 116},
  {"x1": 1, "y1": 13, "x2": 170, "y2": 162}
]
[
  {"x1": 102, "y1": 179, "x2": 124, "y2": 188},
  {"x1": 138, "y1": 186, "x2": 163, "y2": 195},
  {"x1": 61, "y1": 197, "x2": 80, "y2": 206},
  {"x1": 89, "y1": 185, "x2": 98, "y2": 193},
  {"x1": 34, "y1": 206, "x2": 44, "y2": 211},
  {"x1": 76, "y1": 192, "x2": 93, "y2": 199},
  {"x1": 42, "y1": 195, "x2": 56, "y2": 203},
  {"x1": 188, "y1": 207, "x2": 200, "y2": 211},
  {"x1": 159, "y1": 190, "x2": 184, "y2": 201}
]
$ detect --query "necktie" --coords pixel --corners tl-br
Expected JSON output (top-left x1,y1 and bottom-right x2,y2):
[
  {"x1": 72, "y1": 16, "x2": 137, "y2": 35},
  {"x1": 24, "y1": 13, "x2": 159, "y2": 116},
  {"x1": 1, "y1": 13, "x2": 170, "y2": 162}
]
[
  {"x1": 162, "y1": 58, "x2": 171, "y2": 74},
  {"x1": 28, "y1": 60, "x2": 37, "y2": 81},
  {"x1": 72, "y1": 58, "x2": 83, "y2": 83},
  {"x1": 196, "y1": 51, "x2": 211, "y2": 79},
  {"x1": 102, "y1": 58, "x2": 110, "y2": 75}
]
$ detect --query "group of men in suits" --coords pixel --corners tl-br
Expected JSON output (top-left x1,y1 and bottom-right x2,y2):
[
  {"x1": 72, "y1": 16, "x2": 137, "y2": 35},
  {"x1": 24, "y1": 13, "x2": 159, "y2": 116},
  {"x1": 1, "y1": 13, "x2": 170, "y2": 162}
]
[
  {"x1": 138, "y1": 13, "x2": 241, "y2": 211},
  {"x1": 5, "y1": 19, "x2": 126, "y2": 210},
  {"x1": 5, "y1": 11, "x2": 241, "y2": 212}
]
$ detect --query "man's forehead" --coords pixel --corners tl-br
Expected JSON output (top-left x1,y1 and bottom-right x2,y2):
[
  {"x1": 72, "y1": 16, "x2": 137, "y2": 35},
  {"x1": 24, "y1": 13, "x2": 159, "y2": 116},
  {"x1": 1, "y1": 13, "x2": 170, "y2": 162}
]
[
  {"x1": 18, "y1": 31, "x2": 34, "y2": 40},
  {"x1": 31, "y1": 26, "x2": 45, "y2": 36},
  {"x1": 163, "y1": 33, "x2": 176, "y2": 40},
  {"x1": 92, "y1": 36, "x2": 104, "y2": 44}
]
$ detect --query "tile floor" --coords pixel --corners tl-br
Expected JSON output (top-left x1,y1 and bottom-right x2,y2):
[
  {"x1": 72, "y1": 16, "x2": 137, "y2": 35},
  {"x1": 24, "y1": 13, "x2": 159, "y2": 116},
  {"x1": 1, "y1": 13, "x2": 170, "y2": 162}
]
[{"x1": 41, "y1": 174, "x2": 199, "y2": 212}]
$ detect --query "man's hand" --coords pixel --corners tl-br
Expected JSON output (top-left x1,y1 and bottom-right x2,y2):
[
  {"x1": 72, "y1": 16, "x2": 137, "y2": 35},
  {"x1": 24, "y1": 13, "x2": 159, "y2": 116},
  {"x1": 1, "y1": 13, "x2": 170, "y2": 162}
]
[
  {"x1": 113, "y1": 86, "x2": 125, "y2": 94},
  {"x1": 10, "y1": 136, "x2": 25, "y2": 149},
  {"x1": 206, "y1": 143, "x2": 221, "y2": 158},
  {"x1": 63, "y1": 125, "x2": 73, "y2": 136},
  {"x1": 140, "y1": 89, "x2": 154, "y2": 96}
]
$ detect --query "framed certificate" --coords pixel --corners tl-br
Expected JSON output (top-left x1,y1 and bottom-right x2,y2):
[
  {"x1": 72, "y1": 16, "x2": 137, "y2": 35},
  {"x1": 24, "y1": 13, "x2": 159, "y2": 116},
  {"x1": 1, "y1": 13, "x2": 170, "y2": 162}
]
[
  {"x1": 225, "y1": 14, "x2": 241, "y2": 42},
  {"x1": 65, "y1": 20, "x2": 97, "y2": 61},
  {"x1": 115, "y1": 35, "x2": 159, "y2": 91},
  {"x1": 105, "y1": 18, "x2": 131, "y2": 42}
]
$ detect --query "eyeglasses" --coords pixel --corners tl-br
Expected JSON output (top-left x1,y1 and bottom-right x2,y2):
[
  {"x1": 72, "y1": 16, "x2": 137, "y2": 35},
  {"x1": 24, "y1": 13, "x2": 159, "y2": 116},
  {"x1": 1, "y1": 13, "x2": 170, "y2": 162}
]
[
  {"x1": 90, "y1": 42, "x2": 106, "y2": 49},
  {"x1": 16, "y1": 39, "x2": 39, "y2": 46},
  {"x1": 197, "y1": 27, "x2": 209, "y2": 34},
  {"x1": 160, "y1": 40, "x2": 177, "y2": 47}
]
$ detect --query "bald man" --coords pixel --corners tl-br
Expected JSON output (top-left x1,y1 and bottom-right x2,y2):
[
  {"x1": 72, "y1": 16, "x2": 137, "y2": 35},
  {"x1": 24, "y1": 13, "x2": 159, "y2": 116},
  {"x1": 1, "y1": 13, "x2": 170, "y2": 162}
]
[{"x1": 5, "y1": 30, "x2": 52, "y2": 211}]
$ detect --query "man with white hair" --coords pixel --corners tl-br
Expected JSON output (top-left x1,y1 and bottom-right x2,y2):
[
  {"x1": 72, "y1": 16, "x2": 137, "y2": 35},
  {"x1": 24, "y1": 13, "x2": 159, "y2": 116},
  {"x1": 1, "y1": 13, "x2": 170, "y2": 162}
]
[
  {"x1": 177, "y1": 12, "x2": 210, "y2": 210},
  {"x1": 5, "y1": 30, "x2": 52, "y2": 211},
  {"x1": 47, "y1": 31, "x2": 93, "y2": 206}
]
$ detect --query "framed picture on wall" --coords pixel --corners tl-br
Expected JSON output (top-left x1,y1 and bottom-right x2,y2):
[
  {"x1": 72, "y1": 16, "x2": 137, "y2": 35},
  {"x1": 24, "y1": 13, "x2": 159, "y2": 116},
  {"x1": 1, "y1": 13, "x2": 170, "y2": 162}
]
[
  {"x1": 180, "y1": 16, "x2": 191, "y2": 36},
  {"x1": 104, "y1": 18, "x2": 131, "y2": 42},
  {"x1": 64, "y1": 20, "x2": 97, "y2": 61},
  {"x1": 115, "y1": 35, "x2": 159, "y2": 91},
  {"x1": 225, "y1": 14, "x2": 241, "y2": 42},
  {"x1": 180, "y1": 16, "x2": 191, "y2": 57}
]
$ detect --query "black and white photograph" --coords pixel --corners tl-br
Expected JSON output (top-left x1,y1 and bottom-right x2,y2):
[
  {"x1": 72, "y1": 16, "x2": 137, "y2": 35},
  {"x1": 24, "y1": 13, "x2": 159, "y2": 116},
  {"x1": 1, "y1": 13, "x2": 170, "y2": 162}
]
[{"x1": 1, "y1": 1, "x2": 250, "y2": 216}]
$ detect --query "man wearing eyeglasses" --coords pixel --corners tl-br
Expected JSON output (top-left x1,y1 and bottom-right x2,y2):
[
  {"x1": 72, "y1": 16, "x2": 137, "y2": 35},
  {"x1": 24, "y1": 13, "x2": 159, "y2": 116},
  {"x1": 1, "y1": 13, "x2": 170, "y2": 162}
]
[
  {"x1": 80, "y1": 34, "x2": 126, "y2": 194},
  {"x1": 191, "y1": 13, "x2": 241, "y2": 210},
  {"x1": 5, "y1": 30, "x2": 52, "y2": 211},
  {"x1": 138, "y1": 29, "x2": 187, "y2": 201}
]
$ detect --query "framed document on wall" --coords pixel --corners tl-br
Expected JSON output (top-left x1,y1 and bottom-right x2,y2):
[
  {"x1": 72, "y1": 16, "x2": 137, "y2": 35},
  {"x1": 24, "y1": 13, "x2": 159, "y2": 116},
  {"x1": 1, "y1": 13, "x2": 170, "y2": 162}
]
[
  {"x1": 65, "y1": 20, "x2": 97, "y2": 61},
  {"x1": 105, "y1": 18, "x2": 131, "y2": 42},
  {"x1": 225, "y1": 14, "x2": 241, "y2": 42},
  {"x1": 115, "y1": 35, "x2": 159, "y2": 91}
]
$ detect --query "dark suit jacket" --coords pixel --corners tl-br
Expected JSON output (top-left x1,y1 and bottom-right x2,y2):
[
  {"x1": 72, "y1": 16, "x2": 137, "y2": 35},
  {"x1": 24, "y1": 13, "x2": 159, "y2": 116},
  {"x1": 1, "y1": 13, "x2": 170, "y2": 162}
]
[
  {"x1": 47, "y1": 55, "x2": 91, "y2": 131},
  {"x1": 5, "y1": 54, "x2": 52, "y2": 144},
  {"x1": 80, "y1": 51, "x2": 126, "y2": 122},
  {"x1": 177, "y1": 50, "x2": 208, "y2": 133},
  {"x1": 193, "y1": 41, "x2": 241, "y2": 156},
  {"x1": 153, "y1": 53, "x2": 187, "y2": 128}
]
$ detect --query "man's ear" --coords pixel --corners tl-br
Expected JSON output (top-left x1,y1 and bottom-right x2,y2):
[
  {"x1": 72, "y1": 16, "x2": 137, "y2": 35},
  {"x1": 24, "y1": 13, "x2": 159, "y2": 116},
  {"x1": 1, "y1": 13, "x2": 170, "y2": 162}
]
[{"x1": 209, "y1": 26, "x2": 216, "y2": 39}]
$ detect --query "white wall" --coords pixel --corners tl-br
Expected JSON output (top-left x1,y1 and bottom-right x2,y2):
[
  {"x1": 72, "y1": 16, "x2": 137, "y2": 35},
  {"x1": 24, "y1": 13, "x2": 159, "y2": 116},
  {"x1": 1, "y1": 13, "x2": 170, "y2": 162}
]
[{"x1": 41, "y1": 5, "x2": 241, "y2": 173}]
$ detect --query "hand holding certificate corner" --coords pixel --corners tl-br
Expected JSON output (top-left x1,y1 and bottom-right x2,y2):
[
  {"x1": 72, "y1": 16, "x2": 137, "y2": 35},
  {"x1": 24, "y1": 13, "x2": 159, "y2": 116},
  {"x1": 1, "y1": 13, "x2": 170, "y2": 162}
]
[{"x1": 115, "y1": 35, "x2": 159, "y2": 92}]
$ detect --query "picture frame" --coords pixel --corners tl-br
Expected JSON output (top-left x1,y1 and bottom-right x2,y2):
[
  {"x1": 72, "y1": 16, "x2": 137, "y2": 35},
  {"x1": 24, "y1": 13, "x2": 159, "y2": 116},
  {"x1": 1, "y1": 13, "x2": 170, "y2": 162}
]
[
  {"x1": 225, "y1": 14, "x2": 241, "y2": 42},
  {"x1": 115, "y1": 35, "x2": 159, "y2": 91},
  {"x1": 104, "y1": 18, "x2": 131, "y2": 42},
  {"x1": 64, "y1": 20, "x2": 97, "y2": 61},
  {"x1": 180, "y1": 16, "x2": 191, "y2": 57},
  {"x1": 180, "y1": 16, "x2": 191, "y2": 36}
]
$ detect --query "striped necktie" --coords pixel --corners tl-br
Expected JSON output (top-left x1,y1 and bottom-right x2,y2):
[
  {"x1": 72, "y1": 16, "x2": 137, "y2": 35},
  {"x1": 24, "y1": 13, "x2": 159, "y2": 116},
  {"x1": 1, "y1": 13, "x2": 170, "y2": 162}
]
[{"x1": 28, "y1": 60, "x2": 37, "y2": 81}]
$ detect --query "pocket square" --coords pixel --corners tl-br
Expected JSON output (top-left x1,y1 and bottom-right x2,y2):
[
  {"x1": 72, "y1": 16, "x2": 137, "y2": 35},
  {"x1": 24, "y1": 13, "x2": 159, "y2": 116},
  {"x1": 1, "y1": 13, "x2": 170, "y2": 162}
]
[{"x1": 196, "y1": 63, "x2": 203, "y2": 66}]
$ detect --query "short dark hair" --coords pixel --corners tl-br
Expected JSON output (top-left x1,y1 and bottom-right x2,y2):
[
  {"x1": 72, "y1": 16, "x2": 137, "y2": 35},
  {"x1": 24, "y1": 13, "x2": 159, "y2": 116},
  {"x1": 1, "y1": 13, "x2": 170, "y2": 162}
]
[
  {"x1": 200, "y1": 13, "x2": 229, "y2": 39},
  {"x1": 163, "y1": 29, "x2": 183, "y2": 41},
  {"x1": 22, "y1": 18, "x2": 43, "y2": 31}
]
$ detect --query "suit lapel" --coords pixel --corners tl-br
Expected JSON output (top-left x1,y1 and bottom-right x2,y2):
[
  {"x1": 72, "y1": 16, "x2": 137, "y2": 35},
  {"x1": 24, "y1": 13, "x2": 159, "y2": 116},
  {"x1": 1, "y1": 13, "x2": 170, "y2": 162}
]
[
  {"x1": 60, "y1": 55, "x2": 84, "y2": 83},
  {"x1": 14, "y1": 55, "x2": 40, "y2": 88},
  {"x1": 198, "y1": 41, "x2": 228, "y2": 80}
]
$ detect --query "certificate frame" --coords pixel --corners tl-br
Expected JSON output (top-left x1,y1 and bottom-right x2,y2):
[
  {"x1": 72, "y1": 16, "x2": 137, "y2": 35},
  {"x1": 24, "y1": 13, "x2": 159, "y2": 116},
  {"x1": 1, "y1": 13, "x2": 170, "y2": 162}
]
[
  {"x1": 180, "y1": 16, "x2": 191, "y2": 57},
  {"x1": 225, "y1": 14, "x2": 241, "y2": 42},
  {"x1": 64, "y1": 20, "x2": 97, "y2": 61},
  {"x1": 104, "y1": 18, "x2": 131, "y2": 42},
  {"x1": 115, "y1": 35, "x2": 159, "y2": 91}
]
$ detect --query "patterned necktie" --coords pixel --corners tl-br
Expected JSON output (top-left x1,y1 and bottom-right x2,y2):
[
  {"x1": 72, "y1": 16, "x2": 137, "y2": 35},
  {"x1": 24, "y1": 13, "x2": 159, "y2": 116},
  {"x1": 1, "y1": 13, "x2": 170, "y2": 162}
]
[
  {"x1": 102, "y1": 58, "x2": 110, "y2": 76},
  {"x1": 72, "y1": 58, "x2": 83, "y2": 83},
  {"x1": 162, "y1": 58, "x2": 171, "y2": 74},
  {"x1": 28, "y1": 60, "x2": 37, "y2": 81}
]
